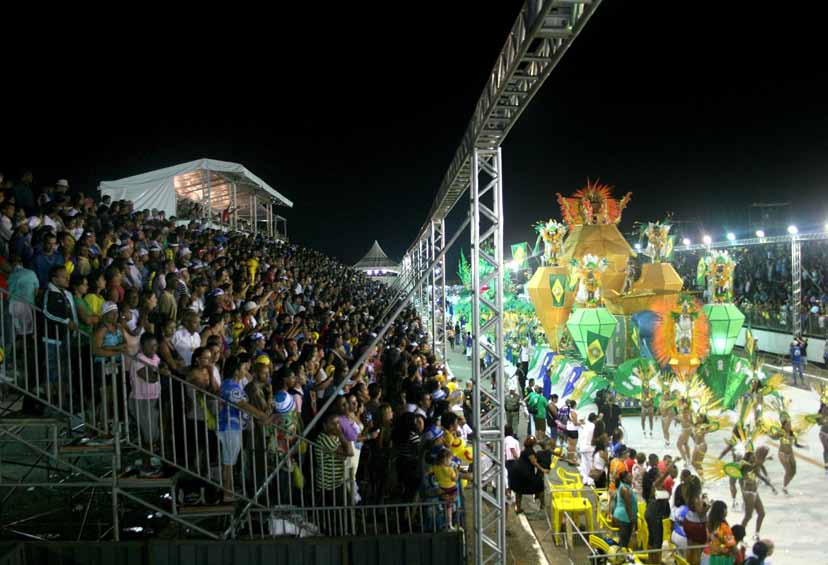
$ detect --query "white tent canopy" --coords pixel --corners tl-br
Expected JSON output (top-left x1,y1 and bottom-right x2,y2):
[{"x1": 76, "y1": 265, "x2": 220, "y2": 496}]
[
  {"x1": 354, "y1": 240, "x2": 400, "y2": 275},
  {"x1": 99, "y1": 158, "x2": 291, "y2": 235}
]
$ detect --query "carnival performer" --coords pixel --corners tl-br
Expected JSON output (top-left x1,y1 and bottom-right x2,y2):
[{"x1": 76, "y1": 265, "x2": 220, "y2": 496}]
[
  {"x1": 819, "y1": 402, "x2": 828, "y2": 473},
  {"x1": 640, "y1": 385, "x2": 655, "y2": 438},
  {"x1": 750, "y1": 379, "x2": 764, "y2": 426},
  {"x1": 740, "y1": 446, "x2": 776, "y2": 541},
  {"x1": 659, "y1": 387, "x2": 675, "y2": 448},
  {"x1": 676, "y1": 397, "x2": 693, "y2": 465},
  {"x1": 768, "y1": 415, "x2": 802, "y2": 494},
  {"x1": 690, "y1": 414, "x2": 713, "y2": 477},
  {"x1": 719, "y1": 425, "x2": 747, "y2": 511}
]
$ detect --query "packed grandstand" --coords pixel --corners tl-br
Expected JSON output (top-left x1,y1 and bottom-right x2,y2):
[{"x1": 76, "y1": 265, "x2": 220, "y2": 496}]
[{"x1": 0, "y1": 170, "x2": 471, "y2": 539}]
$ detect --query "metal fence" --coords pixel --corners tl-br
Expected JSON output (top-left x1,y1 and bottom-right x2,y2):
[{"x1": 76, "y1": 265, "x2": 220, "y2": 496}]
[{"x1": 0, "y1": 287, "x2": 447, "y2": 540}]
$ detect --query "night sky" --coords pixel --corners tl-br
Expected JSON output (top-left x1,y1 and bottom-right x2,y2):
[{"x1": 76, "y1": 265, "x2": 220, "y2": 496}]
[{"x1": 3, "y1": 2, "x2": 827, "y2": 278}]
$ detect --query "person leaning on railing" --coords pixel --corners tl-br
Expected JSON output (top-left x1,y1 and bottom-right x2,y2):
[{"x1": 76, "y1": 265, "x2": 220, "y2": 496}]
[
  {"x1": 313, "y1": 413, "x2": 354, "y2": 534},
  {"x1": 91, "y1": 300, "x2": 126, "y2": 435}
]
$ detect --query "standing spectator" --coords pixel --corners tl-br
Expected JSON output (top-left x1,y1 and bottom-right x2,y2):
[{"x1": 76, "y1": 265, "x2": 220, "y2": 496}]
[
  {"x1": 218, "y1": 355, "x2": 269, "y2": 501},
  {"x1": 790, "y1": 337, "x2": 804, "y2": 386},
  {"x1": 314, "y1": 413, "x2": 353, "y2": 532},
  {"x1": 129, "y1": 333, "x2": 165, "y2": 477},
  {"x1": 612, "y1": 470, "x2": 638, "y2": 549},
  {"x1": 504, "y1": 386, "x2": 521, "y2": 433},
  {"x1": 172, "y1": 311, "x2": 202, "y2": 367},
  {"x1": 33, "y1": 232, "x2": 65, "y2": 289}
]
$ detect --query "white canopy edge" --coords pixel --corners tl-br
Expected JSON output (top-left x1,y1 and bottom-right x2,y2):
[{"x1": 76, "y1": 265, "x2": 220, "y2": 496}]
[{"x1": 98, "y1": 157, "x2": 292, "y2": 219}]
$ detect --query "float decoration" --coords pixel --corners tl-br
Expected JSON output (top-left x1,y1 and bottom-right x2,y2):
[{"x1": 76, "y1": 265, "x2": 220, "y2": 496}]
[
  {"x1": 642, "y1": 221, "x2": 673, "y2": 263},
  {"x1": 697, "y1": 250, "x2": 736, "y2": 304},
  {"x1": 651, "y1": 295, "x2": 710, "y2": 381},
  {"x1": 533, "y1": 219, "x2": 568, "y2": 267},
  {"x1": 570, "y1": 254, "x2": 610, "y2": 308}
]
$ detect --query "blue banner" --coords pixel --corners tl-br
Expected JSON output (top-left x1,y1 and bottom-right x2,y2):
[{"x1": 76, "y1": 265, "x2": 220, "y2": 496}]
[
  {"x1": 562, "y1": 366, "x2": 585, "y2": 398},
  {"x1": 538, "y1": 352, "x2": 556, "y2": 398}
]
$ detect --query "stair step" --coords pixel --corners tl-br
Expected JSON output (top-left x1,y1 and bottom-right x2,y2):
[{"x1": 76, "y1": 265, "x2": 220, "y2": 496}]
[
  {"x1": 0, "y1": 417, "x2": 65, "y2": 427},
  {"x1": 178, "y1": 503, "x2": 236, "y2": 517},
  {"x1": 59, "y1": 441, "x2": 116, "y2": 456},
  {"x1": 118, "y1": 473, "x2": 179, "y2": 489}
]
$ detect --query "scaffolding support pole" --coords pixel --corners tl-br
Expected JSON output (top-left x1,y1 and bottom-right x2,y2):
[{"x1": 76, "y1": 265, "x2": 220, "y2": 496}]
[
  {"x1": 792, "y1": 234, "x2": 802, "y2": 336},
  {"x1": 470, "y1": 147, "x2": 506, "y2": 565}
]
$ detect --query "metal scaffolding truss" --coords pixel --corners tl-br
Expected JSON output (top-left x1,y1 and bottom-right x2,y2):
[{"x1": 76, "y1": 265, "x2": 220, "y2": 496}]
[
  {"x1": 791, "y1": 235, "x2": 802, "y2": 336},
  {"x1": 470, "y1": 149, "x2": 506, "y2": 565},
  {"x1": 430, "y1": 219, "x2": 448, "y2": 360},
  {"x1": 414, "y1": 0, "x2": 602, "y2": 235}
]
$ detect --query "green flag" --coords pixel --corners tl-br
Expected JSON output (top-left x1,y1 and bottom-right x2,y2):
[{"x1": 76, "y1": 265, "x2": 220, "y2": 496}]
[
  {"x1": 549, "y1": 273, "x2": 568, "y2": 307},
  {"x1": 511, "y1": 242, "x2": 530, "y2": 269},
  {"x1": 584, "y1": 330, "x2": 610, "y2": 371}
]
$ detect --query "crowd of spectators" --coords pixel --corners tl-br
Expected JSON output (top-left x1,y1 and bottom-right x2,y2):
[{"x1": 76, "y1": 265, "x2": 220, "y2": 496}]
[
  {"x1": 672, "y1": 242, "x2": 828, "y2": 337},
  {"x1": 0, "y1": 169, "x2": 475, "y2": 531},
  {"x1": 508, "y1": 387, "x2": 776, "y2": 564}
]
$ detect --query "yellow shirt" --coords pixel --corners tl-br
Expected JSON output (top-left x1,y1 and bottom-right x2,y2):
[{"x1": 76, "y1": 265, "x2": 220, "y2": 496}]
[
  {"x1": 434, "y1": 464, "x2": 457, "y2": 489},
  {"x1": 85, "y1": 293, "x2": 105, "y2": 316}
]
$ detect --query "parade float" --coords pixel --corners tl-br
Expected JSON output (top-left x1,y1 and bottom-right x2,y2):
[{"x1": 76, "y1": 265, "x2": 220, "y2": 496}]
[{"x1": 519, "y1": 180, "x2": 753, "y2": 409}]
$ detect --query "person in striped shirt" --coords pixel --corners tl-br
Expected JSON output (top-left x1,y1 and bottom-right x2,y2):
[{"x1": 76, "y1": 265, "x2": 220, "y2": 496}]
[{"x1": 314, "y1": 413, "x2": 354, "y2": 530}]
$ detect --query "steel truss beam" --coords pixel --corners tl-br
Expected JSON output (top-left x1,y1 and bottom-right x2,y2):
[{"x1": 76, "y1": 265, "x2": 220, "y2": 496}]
[
  {"x1": 410, "y1": 0, "x2": 602, "y2": 242},
  {"x1": 430, "y1": 219, "x2": 447, "y2": 359},
  {"x1": 470, "y1": 148, "x2": 505, "y2": 565}
]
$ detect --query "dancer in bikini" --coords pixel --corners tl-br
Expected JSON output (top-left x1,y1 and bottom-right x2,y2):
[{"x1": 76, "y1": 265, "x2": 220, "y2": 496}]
[
  {"x1": 719, "y1": 424, "x2": 747, "y2": 510},
  {"x1": 770, "y1": 415, "x2": 802, "y2": 494},
  {"x1": 640, "y1": 385, "x2": 655, "y2": 438},
  {"x1": 676, "y1": 397, "x2": 693, "y2": 465},
  {"x1": 817, "y1": 401, "x2": 828, "y2": 474},
  {"x1": 740, "y1": 446, "x2": 776, "y2": 541},
  {"x1": 690, "y1": 414, "x2": 713, "y2": 477},
  {"x1": 750, "y1": 379, "x2": 764, "y2": 426},
  {"x1": 659, "y1": 388, "x2": 676, "y2": 448}
]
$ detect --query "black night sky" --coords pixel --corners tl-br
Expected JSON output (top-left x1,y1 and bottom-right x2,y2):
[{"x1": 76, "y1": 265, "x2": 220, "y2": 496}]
[{"x1": 3, "y1": 2, "x2": 827, "y2": 277}]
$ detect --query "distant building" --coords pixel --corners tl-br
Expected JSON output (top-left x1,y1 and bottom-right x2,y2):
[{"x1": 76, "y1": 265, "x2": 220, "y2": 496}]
[{"x1": 354, "y1": 240, "x2": 400, "y2": 280}]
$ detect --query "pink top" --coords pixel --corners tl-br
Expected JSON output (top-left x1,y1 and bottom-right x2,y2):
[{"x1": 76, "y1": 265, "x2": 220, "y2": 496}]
[{"x1": 130, "y1": 353, "x2": 161, "y2": 400}]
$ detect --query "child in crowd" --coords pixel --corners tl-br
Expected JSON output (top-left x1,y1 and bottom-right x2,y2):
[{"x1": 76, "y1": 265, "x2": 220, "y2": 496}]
[{"x1": 434, "y1": 447, "x2": 458, "y2": 529}]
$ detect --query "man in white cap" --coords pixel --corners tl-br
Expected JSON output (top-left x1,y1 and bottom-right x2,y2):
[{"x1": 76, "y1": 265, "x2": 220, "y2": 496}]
[{"x1": 56, "y1": 179, "x2": 69, "y2": 191}]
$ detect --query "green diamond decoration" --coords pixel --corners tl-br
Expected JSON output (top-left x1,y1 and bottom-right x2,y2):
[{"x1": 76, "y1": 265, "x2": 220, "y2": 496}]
[
  {"x1": 587, "y1": 339, "x2": 604, "y2": 365},
  {"x1": 703, "y1": 303, "x2": 746, "y2": 356},
  {"x1": 566, "y1": 307, "x2": 617, "y2": 367},
  {"x1": 550, "y1": 275, "x2": 566, "y2": 306}
]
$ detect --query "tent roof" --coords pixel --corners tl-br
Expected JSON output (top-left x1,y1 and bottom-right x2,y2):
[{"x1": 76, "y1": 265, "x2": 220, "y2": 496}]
[
  {"x1": 354, "y1": 240, "x2": 399, "y2": 270},
  {"x1": 99, "y1": 157, "x2": 293, "y2": 208}
]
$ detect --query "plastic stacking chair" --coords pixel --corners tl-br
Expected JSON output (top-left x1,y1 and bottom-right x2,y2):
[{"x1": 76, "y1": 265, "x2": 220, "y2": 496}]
[
  {"x1": 673, "y1": 554, "x2": 691, "y2": 565},
  {"x1": 588, "y1": 534, "x2": 646, "y2": 564},
  {"x1": 557, "y1": 467, "x2": 583, "y2": 489},
  {"x1": 662, "y1": 517, "x2": 672, "y2": 545},
  {"x1": 549, "y1": 484, "x2": 594, "y2": 546},
  {"x1": 636, "y1": 511, "x2": 649, "y2": 551}
]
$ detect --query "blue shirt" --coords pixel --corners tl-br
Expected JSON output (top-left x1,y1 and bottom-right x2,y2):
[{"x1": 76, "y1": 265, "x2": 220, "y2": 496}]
[
  {"x1": 8, "y1": 266, "x2": 39, "y2": 305},
  {"x1": 219, "y1": 380, "x2": 246, "y2": 431},
  {"x1": 791, "y1": 345, "x2": 802, "y2": 363},
  {"x1": 32, "y1": 251, "x2": 65, "y2": 289}
]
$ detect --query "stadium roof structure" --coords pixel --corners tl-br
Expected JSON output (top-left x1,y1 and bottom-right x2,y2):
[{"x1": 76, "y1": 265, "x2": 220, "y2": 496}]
[{"x1": 354, "y1": 240, "x2": 400, "y2": 274}]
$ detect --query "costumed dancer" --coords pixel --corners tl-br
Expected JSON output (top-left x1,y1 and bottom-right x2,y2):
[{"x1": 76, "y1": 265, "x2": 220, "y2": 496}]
[
  {"x1": 750, "y1": 379, "x2": 764, "y2": 426},
  {"x1": 676, "y1": 397, "x2": 693, "y2": 465},
  {"x1": 719, "y1": 424, "x2": 748, "y2": 511},
  {"x1": 690, "y1": 414, "x2": 713, "y2": 477},
  {"x1": 767, "y1": 413, "x2": 803, "y2": 494},
  {"x1": 640, "y1": 385, "x2": 655, "y2": 438},
  {"x1": 819, "y1": 402, "x2": 828, "y2": 473},
  {"x1": 740, "y1": 446, "x2": 776, "y2": 541},
  {"x1": 659, "y1": 387, "x2": 675, "y2": 448}
]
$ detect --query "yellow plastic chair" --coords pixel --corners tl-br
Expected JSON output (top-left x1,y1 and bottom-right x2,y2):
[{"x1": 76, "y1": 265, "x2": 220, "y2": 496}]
[
  {"x1": 588, "y1": 534, "x2": 645, "y2": 564},
  {"x1": 662, "y1": 517, "x2": 672, "y2": 544},
  {"x1": 635, "y1": 512, "x2": 649, "y2": 551},
  {"x1": 673, "y1": 554, "x2": 690, "y2": 565},
  {"x1": 557, "y1": 467, "x2": 583, "y2": 488},
  {"x1": 549, "y1": 484, "x2": 594, "y2": 545}
]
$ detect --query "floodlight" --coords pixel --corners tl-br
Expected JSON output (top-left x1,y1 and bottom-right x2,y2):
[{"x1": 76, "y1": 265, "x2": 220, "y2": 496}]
[
  {"x1": 755, "y1": 230, "x2": 765, "y2": 238},
  {"x1": 682, "y1": 237, "x2": 691, "y2": 246},
  {"x1": 787, "y1": 225, "x2": 798, "y2": 235},
  {"x1": 702, "y1": 235, "x2": 712, "y2": 245},
  {"x1": 726, "y1": 232, "x2": 736, "y2": 241}
]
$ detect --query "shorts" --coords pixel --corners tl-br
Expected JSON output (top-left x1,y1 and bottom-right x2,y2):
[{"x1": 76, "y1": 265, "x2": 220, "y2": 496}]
[
  {"x1": 129, "y1": 397, "x2": 160, "y2": 445},
  {"x1": 566, "y1": 429, "x2": 579, "y2": 440},
  {"x1": 218, "y1": 429, "x2": 243, "y2": 466}
]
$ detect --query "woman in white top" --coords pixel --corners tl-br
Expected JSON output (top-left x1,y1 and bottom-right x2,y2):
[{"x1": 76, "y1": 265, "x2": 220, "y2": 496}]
[
  {"x1": 504, "y1": 425, "x2": 521, "y2": 501},
  {"x1": 565, "y1": 399, "x2": 581, "y2": 465}
]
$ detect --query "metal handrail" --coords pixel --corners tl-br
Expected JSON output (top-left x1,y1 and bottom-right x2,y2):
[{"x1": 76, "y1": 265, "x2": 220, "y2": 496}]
[{"x1": 0, "y1": 286, "x2": 364, "y2": 538}]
